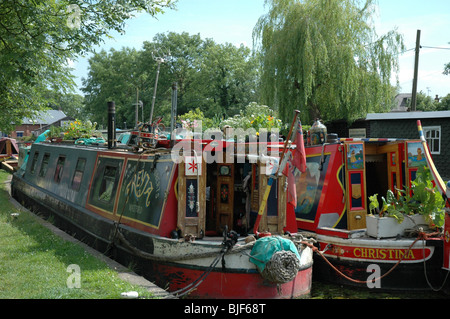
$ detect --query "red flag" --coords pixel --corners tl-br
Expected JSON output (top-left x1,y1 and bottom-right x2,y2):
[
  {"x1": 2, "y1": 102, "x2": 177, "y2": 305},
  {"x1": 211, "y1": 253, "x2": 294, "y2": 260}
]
[
  {"x1": 286, "y1": 162, "x2": 297, "y2": 207},
  {"x1": 292, "y1": 119, "x2": 307, "y2": 173},
  {"x1": 281, "y1": 160, "x2": 297, "y2": 207}
]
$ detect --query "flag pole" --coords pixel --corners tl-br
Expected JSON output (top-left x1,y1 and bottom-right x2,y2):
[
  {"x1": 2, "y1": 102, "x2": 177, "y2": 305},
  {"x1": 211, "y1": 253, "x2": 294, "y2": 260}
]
[{"x1": 253, "y1": 110, "x2": 301, "y2": 237}]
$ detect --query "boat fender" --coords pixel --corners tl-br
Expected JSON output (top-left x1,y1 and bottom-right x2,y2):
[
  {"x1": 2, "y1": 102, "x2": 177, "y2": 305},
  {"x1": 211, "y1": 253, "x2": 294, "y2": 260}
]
[{"x1": 250, "y1": 236, "x2": 301, "y2": 284}]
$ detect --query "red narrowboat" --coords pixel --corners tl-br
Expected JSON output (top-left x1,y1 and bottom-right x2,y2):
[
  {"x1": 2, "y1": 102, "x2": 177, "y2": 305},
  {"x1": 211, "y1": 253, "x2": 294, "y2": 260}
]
[{"x1": 294, "y1": 120, "x2": 450, "y2": 293}]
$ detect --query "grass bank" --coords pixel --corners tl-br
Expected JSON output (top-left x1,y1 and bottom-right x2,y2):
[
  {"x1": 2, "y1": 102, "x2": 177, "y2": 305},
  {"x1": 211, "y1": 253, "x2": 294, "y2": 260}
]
[{"x1": 0, "y1": 169, "x2": 154, "y2": 299}]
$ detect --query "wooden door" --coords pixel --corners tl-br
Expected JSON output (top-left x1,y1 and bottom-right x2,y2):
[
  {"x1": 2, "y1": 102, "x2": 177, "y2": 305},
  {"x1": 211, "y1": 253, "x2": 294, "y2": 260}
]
[
  {"x1": 177, "y1": 155, "x2": 206, "y2": 237},
  {"x1": 377, "y1": 142, "x2": 403, "y2": 193},
  {"x1": 216, "y1": 164, "x2": 234, "y2": 231}
]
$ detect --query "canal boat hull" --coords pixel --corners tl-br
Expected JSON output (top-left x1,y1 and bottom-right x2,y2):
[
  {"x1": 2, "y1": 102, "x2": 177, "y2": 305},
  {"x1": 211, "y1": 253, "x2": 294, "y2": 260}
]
[{"x1": 312, "y1": 233, "x2": 447, "y2": 291}]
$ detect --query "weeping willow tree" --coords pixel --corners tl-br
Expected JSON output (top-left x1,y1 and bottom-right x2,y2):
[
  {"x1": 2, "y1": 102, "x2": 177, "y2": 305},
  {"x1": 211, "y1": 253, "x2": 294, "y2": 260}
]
[{"x1": 253, "y1": 0, "x2": 405, "y2": 124}]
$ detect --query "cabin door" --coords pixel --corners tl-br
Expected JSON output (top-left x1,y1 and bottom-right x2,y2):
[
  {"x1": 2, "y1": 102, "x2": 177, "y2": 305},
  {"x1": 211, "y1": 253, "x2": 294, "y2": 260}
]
[
  {"x1": 216, "y1": 164, "x2": 234, "y2": 231},
  {"x1": 384, "y1": 142, "x2": 403, "y2": 192},
  {"x1": 344, "y1": 142, "x2": 367, "y2": 230},
  {"x1": 177, "y1": 155, "x2": 206, "y2": 237}
]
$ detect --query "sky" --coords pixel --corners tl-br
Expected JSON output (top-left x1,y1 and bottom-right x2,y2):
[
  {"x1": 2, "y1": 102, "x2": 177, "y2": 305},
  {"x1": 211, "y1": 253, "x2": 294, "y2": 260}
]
[{"x1": 71, "y1": 0, "x2": 450, "y2": 100}]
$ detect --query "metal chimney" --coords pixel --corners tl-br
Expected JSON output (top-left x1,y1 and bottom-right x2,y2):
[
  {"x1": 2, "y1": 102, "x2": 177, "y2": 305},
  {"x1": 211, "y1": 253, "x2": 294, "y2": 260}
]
[{"x1": 107, "y1": 101, "x2": 116, "y2": 149}]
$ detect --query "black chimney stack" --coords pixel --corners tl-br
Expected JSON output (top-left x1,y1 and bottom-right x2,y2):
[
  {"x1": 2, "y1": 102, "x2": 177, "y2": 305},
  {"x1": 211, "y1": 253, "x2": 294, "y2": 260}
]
[{"x1": 107, "y1": 101, "x2": 116, "y2": 149}]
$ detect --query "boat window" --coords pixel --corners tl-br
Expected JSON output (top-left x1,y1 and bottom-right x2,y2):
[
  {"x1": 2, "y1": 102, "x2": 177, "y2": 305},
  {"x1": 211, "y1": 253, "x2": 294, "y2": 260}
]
[
  {"x1": 39, "y1": 153, "x2": 51, "y2": 178},
  {"x1": 98, "y1": 165, "x2": 118, "y2": 202},
  {"x1": 54, "y1": 156, "x2": 66, "y2": 183},
  {"x1": 87, "y1": 156, "x2": 124, "y2": 213},
  {"x1": 30, "y1": 151, "x2": 39, "y2": 174},
  {"x1": 71, "y1": 158, "x2": 86, "y2": 191}
]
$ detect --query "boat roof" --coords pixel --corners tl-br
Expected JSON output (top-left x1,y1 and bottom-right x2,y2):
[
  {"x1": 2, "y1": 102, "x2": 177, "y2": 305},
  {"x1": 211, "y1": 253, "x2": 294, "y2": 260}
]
[{"x1": 366, "y1": 110, "x2": 450, "y2": 121}]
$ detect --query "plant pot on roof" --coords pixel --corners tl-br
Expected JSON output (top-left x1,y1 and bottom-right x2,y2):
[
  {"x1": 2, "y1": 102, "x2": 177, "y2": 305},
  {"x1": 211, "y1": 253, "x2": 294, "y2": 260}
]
[{"x1": 367, "y1": 166, "x2": 445, "y2": 239}]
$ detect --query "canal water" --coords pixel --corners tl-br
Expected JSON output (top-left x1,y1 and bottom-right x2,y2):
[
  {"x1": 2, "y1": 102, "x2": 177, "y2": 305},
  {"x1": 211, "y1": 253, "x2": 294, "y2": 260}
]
[{"x1": 309, "y1": 280, "x2": 447, "y2": 299}]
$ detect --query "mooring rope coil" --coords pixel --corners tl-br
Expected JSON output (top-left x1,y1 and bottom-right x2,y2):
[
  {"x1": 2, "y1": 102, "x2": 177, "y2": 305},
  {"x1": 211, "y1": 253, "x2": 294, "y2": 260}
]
[{"x1": 261, "y1": 250, "x2": 301, "y2": 284}]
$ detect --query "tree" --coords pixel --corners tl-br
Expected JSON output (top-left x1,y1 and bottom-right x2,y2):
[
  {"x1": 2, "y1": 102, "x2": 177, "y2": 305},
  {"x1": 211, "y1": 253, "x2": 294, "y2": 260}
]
[
  {"x1": 253, "y1": 0, "x2": 404, "y2": 125},
  {"x1": 444, "y1": 62, "x2": 450, "y2": 76},
  {"x1": 82, "y1": 47, "x2": 145, "y2": 128},
  {"x1": 0, "y1": 0, "x2": 174, "y2": 133},
  {"x1": 44, "y1": 89, "x2": 85, "y2": 120},
  {"x1": 196, "y1": 43, "x2": 260, "y2": 118},
  {"x1": 141, "y1": 32, "x2": 213, "y2": 120},
  {"x1": 410, "y1": 91, "x2": 439, "y2": 112},
  {"x1": 142, "y1": 32, "x2": 260, "y2": 119},
  {"x1": 82, "y1": 32, "x2": 260, "y2": 128},
  {"x1": 438, "y1": 94, "x2": 450, "y2": 111}
]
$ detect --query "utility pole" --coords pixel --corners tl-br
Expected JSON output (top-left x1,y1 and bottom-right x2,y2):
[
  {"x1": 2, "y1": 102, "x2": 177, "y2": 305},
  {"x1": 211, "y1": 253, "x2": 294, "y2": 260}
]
[
  {"x1": 149, "y1": 47, "x2": 171, "y2": 125},
  {"x1": 135, "y1": 87, "x2": 139, "y2": 127},
  {"x1": 411, "y1": 29, "x2": 421, "y2": 112},
  {"x1": 170, "y1": 82, "x2": 177, "y2": 134}
]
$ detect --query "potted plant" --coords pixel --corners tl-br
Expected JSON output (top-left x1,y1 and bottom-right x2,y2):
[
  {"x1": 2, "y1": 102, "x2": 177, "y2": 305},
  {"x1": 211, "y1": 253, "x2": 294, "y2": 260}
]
[
  {"x1": 63, "y1": 119, "x2": 99, "y2": 140},
  {"x1": 367, "y1": 166, "x2": 445, "y2": 238},
  {"x1": 46, "y1": 126, "x2": 64, "y2": 142},
  {"x1": 409, "y1": 165, "x2": 445, "y2": 228}
]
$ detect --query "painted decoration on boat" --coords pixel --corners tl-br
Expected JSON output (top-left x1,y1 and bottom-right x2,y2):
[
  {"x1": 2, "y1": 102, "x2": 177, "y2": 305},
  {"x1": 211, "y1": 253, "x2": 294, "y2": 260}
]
[
  {"x1": 346, "y1": 143, "x2": 364, "y2": 169},
  {"x1": 116, "y1": 157, "x2": 174, "y2": 228},
  {"x1": 185, "y1": 156, "x2": 202, "y2": 176},
  {"x1": 294, "y1": 154, "x2": 329, "y2": 222},
  {"x1": 407, "y1": 141, "x2": 427, "y2": 168},
  {"x1": 264, "y1": 156, "x2": 279, "y2": 175},
  {"x1": 220, "y1": 183, "x2": 229, "y2": 203},
  {"x1": 350, "y1": 172, "x2": 363, "y2": 207},
  {"x1": 318, "y1": 242, "x2": 434, "y2": 262},
  {"x1": 186, "y1": 180, "x2": 198, "y2": 217}
]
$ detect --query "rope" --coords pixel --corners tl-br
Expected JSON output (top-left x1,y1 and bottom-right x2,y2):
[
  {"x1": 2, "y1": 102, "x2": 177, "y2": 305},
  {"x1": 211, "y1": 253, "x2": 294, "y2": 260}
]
[
  {"x1": 301, "y1": 231, "x2": 441, "y2": 285},
  {"x1": 172, "y1": 230, "x2": 239, "y2": 298},
  {"x1": 172, "y1": 249, "x2": 226, "y2": 298},
  {"x1": 421, "y1": 236, "x2": 450, "y2": 291},
  {"x1": 114, "y1": 228, "x2": 254, "y2": 261},
  {"x1": 261, "y1": 250, "x2": 301, "y2": 284},
  {"x1": 111, "y1": 225, "x2": 242, "y2": 297}
]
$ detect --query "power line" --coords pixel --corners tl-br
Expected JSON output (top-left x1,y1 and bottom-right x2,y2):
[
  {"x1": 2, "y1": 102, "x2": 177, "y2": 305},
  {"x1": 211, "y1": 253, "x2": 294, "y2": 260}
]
[
  {"x1": 421, "y1": 45, "x2": 450, "y2": 50},
  {"x1": 400, "y1": 46, "x2": 450, "y2": 54},
  {"x1": 400, "y1": 48, "x2": 415, "y2": 54}
]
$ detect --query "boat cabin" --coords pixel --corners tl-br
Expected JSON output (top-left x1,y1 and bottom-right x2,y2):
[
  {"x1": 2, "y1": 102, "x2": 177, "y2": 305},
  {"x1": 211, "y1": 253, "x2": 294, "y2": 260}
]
[
  {"x1": 175, "y1": 141, "x2": 290, "y2": 238},
  {"x1": 18, "y1": 136, "x2": 292, "y2": 241},
  {"x1": 296, "y1": 138, "x2": 427, "y2": 236},
  {"x1": 16, "y1": 114, "x2": 428, "y2": 245}
]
